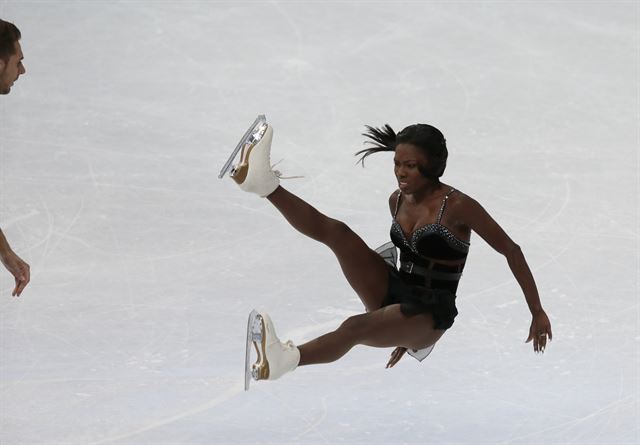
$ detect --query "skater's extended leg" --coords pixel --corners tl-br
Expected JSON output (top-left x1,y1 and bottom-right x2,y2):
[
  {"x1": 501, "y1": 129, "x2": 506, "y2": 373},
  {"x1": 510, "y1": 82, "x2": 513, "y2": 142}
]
[
  {"x1": 226, "y1": 121, "x2": 389, "y2": 311},
  {"x1": 267, "y1": 186, "x2": 390, "y2": 311},
  {"x1": 296, "y1": 305, "x2": 444, "y2": 366}
]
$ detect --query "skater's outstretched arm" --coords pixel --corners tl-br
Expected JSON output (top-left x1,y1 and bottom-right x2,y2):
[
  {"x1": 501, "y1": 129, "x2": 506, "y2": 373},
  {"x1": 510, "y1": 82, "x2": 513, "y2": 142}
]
[{"x1": 455, "y1": 195, "x2": 552, "y2": 353}]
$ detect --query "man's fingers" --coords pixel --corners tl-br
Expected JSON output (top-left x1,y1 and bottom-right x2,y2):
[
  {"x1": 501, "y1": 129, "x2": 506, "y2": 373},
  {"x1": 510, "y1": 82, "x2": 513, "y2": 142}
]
[
  {"x1": 12, "y1": 274, "x2": 28, "y2": 297},
  {"x1": 13, "y1": 265, "x2": 30, "y2": 296},
  {"x1": 16, "y1": 280, "x2": 26, "y2": 296}
]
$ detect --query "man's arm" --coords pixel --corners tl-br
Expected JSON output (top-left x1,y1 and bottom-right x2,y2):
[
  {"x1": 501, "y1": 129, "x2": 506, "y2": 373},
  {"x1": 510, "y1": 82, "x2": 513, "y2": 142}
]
[{"x1": 0, "y1": 228, "x2": 30, "y2": 296}]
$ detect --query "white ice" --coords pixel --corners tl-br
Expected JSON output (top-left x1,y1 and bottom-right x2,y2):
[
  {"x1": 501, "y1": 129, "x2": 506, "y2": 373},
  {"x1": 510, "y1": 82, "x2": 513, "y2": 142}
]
[{"x1": 0, "y1": 1, "x2": 637, "y2": 444}]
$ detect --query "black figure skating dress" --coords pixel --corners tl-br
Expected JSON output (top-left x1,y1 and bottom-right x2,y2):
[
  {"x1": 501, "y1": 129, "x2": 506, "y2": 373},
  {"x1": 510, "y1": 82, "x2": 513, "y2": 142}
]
[{"x1": 384, "y1": 188, "x2": 469, "y2": 331}]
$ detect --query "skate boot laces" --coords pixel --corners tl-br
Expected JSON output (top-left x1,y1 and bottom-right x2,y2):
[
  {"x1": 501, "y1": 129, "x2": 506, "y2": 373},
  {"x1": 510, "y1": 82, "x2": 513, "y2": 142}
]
[{"x1": 271, "y1": 159, "x2": 304, "y2": 180}]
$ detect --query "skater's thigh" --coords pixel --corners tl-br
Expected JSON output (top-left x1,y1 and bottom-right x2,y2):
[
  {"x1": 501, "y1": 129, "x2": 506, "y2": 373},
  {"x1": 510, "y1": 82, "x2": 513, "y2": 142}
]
[
  {"x1": 326, "y1": 220, "x2": 390, "y2": 312},
  {"x1": 360, "y1": 305, "x2": 445, "y2": 351}
]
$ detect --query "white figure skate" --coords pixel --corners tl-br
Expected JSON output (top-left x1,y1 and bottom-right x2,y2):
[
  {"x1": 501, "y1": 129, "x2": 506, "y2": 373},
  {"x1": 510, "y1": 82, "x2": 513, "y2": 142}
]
[
  {"x1": 244, "y1": 310, "x2": 300, "y2": 391},
  {"x1": 219, "y1": 115, "x2": 280, "y2": 197}
]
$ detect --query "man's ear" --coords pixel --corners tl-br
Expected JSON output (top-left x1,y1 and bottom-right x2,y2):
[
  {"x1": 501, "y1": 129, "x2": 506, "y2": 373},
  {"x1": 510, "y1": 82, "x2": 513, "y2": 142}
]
[{"x1": 0, "y1": 58, "x2": 5, "y2": 72}]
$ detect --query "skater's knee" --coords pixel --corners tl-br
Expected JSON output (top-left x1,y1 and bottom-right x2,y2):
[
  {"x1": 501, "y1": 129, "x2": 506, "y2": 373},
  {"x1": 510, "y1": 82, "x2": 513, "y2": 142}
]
[
  {"x1": 338, "y1": 314, "x2": 371, "y2": 341},
  {"x1": 323, "y1": 219, "x2": 354, "y2": 248}
]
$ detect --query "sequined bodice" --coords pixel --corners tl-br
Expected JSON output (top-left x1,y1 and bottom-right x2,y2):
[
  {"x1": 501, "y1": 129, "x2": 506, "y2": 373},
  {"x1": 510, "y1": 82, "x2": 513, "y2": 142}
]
[
  {"x1": 390, "y1": 189, "x2": 470, "y2": 263},
  {"x1": 391, "y1": 221, "x2": 470, "y2": 261}
]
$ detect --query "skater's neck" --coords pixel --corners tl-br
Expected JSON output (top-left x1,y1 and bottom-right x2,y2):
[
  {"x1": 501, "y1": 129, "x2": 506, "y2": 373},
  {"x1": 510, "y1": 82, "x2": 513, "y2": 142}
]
[{"x1": 404, "y1": 181, "x2": 445, "y2": 204}]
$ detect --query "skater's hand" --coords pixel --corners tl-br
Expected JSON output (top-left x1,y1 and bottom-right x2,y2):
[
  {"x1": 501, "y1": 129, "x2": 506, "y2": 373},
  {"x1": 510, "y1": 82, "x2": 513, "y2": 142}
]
[
  {"x1": 1, "y1": 250, "x2": 30, "y2": 296},
  {"x1": 386, "y1": 347, "x2": 406, "y2": 368},
  {"x1": 525, "y1": 310, "x2": 552, "y2": 354}
]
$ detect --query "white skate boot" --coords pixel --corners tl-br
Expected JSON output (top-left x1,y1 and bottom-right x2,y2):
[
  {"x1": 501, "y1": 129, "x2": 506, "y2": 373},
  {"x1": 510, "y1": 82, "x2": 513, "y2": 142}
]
[
  {"x1": 245, "y1": 310, "x2": 300, "y2": 390},
  {"x1": 219, "y1": 115, "x2": 280, "y2": 197}
]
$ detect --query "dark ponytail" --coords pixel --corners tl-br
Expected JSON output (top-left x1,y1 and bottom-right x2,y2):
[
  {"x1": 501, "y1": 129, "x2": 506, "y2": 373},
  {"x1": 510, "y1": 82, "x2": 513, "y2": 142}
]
[{"x1": 356, "y1": 124, "x2": 397, "y2": 166}]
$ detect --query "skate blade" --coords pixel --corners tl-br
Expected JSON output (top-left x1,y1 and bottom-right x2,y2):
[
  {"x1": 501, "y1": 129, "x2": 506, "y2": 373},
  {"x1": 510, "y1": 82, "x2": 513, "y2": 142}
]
[
  {"x1": 229, "y1": 123, "x2": 269, "y2": 186},
  {"x1": 218, "y1": 114, "x2": 268, "y2": 179},
  {"x1": 251, "y1": 314, "x2": 270, "y2": 381},
  {"x1": 244, "y1": 309, "x2": 259, "y2": 391}
]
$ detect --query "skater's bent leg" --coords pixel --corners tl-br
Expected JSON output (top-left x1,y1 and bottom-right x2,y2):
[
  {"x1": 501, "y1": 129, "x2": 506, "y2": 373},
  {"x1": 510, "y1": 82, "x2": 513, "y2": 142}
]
[
  {"x1": 297, "y1": 305, "x2": 444, "y2": 366},
  {"x1": 267, "y1": 186, "x2": 390, "y2": 311}
]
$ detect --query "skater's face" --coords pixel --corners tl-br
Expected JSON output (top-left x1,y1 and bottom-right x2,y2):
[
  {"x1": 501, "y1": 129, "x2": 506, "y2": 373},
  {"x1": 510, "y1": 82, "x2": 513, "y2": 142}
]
[
  {"x1": 394, "y1": 143, "x2": 432, "y2": 193},
  {"x1": 0, "y1": 41, "x2": 25, "y2": 95}
]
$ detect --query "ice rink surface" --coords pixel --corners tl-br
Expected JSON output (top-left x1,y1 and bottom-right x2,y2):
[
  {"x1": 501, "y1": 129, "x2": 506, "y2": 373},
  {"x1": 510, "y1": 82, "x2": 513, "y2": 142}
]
[{"x1": 0, "y1": 1, "x2": 638, "y2": 444}]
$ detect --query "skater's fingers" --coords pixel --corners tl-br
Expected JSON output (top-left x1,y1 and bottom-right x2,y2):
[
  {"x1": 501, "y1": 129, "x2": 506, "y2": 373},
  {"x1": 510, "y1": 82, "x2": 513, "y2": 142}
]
[
  {"x1": 386, "y1": 354, "x2": 396, "y2": 368},
  {"x1": 538, "y1": 332, "x2": 550, "y2": 354},
  {"x1": 532, "y1": 332, "x2": 550, "y2": 354},
  {"x1": 386, "y1": 357, "x2": 399, "y2": 368},
  {"x1": 529, "y1": 311, "x2": 552, "y2": 353},
  {"x1": 386, "y1": 347, "x2": 406, "y2": 368},
  {"x1": 525, "y1": 325, "x2": 534, "y2": 343}
]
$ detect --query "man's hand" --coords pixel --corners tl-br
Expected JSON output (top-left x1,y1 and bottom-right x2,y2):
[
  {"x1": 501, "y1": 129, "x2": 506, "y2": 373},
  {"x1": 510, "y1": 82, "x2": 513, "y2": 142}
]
[
  {"x1": 386, "y1": 347, "x2": 407, "y2": 368},
  {"x1": 1, "y1": 250, "x2": 30, "y2": 296}
]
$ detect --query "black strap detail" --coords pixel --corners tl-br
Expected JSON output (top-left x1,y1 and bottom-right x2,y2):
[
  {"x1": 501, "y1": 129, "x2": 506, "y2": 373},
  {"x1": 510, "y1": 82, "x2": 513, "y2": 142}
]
[
  {"x1": 399, "y1": 261, "x2": 463, "y2": 281},
  {"x1": 393, "y1": 190, "x2": 402, "y2": 218},
  {"x1": 435, "y1": 188, "x2": 456, "y2": 224},
  {"x1": 396, "y1": 188, "x2": 457, "y2": 225}
]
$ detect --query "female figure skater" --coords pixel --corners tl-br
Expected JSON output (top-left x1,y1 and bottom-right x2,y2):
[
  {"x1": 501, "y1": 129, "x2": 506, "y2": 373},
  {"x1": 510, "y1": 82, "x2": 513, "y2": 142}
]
[{"x1": 227, "y1": 121, "x2": 552, "y2": 384}]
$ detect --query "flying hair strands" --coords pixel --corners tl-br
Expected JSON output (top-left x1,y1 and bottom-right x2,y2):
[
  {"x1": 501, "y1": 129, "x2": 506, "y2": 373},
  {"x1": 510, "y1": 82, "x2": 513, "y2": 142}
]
[{"x1": 356, "y1": 124, "x2": 397, "y2": 167}]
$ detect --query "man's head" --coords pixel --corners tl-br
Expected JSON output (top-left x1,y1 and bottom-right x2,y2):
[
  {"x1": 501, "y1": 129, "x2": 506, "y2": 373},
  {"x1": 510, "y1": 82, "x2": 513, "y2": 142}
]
[{"x1": 0, "y1": 19, "x2": 25, "y2": 95}]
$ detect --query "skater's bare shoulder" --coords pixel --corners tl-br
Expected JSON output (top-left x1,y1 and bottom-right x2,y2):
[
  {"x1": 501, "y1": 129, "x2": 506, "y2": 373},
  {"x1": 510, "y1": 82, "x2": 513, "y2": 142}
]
[
  {"x1": 442, "y1": 187, "x2": 473, "y2": 220},
  {"x1": 448, "y1": 191, "x2": 491, "y2": 222},
  {"x1": 448, "y1": 191, "x2": 519, "y2": 255},
  {"x1": 444, "y1": 190, "x2": 497, "y2": 230}
]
